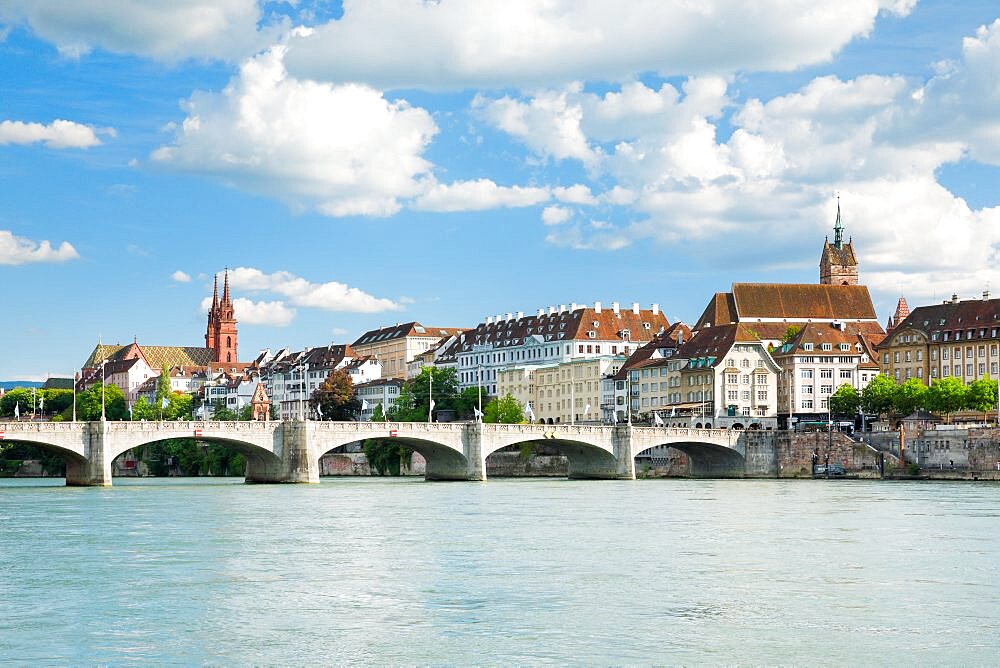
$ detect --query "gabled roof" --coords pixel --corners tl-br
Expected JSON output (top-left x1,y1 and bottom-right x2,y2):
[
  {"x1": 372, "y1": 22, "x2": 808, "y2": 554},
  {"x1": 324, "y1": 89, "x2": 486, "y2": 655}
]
[
  {"x1": 352, "y1": 322, "x2": 466, "y2": 347},
  {"x1": 878, "y1": 297, "x2": 1000, "y2": 347},
  {"x1": 614, "y1": 323, "x2": 692, "y2": 378},
  {"x1": 84, "y1": 343, "x2": 214, "y2": 370},
  {"x1": 674, "y1": 324, "x2": 765, "y2": 369},
  {"x1": 732, "y1": 283, "x2": 877, "y2": 320},
  {"x1": 694, "y1": 292, "x2": 738, "y2": 329},
  {"x1": 821, "y1": 240, "x2": 858, "y2": 268}
]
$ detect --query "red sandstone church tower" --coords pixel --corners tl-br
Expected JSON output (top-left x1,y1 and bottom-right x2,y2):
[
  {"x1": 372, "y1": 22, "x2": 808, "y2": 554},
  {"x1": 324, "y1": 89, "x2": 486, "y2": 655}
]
[{"x1": 205, "y1": 271, "x2": 238, "y2": 363}]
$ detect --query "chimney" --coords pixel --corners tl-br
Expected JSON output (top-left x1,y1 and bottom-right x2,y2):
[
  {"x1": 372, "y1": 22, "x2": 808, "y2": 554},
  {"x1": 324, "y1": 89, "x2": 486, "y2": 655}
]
[
  {"x1": 612, "y1": 302, "x2": 620, "y2": 315},
  {"x1": 570, "y1": 302, "x2": 579, "y2": 311},
  {"x1": 952, "y1": 294, "x2": 960, "y2": 304},
  {"x1": 677, "y1": 330, "x2": 684, "y2": 345},
  {"x1": 486, "y1": 316, "x2": 493, "y2": 324},
  {"x1": 632, "y1": 302, "x2": 640, "y2": 314},
  {"x1": 495, "y1": 315, "x2": 501, "y2": 324},
  {"x1": 559, "y1": 304, "x2": 566, "y2": 313},
  {"x1": 984, "y1": 289, "x2": 991, "y2": 301},
  {"x1": 537, "y1": 308, "x2": 545, "y2": 317},
  {"x1": 651, "y1": 303, "x2": 659, "y2": 316},
  {"x1": 549, "y1": 306, "x2": 556, "y2": 315},
  {"x1": 594, "y1": 301, "x2": 602, "y2": 314},
  {"x1": 505, "y1": 313, "x2": 512, "y2": 321},
  {"x1": 516, "y1": 311, "x2": 523, "y2": 319}
]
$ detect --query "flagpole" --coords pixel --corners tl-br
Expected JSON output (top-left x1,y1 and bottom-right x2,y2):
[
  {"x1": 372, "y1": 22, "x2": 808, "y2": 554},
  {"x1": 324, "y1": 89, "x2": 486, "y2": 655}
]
[
  {"x1": 571, "y1": 364, "x2": 575, "y2": 426},
  {"x1": 100, "y1": 341, "x2": 106, "y2": 421},
  {"x1": 428, "y1": 369, "x2": 433, "y2": 423},
  {"x1": 477, "y1": 364, "x2": 482, "y2": 422},
  {"x1": 72, "y1": 371, "x2": 77, "y2": 423}
]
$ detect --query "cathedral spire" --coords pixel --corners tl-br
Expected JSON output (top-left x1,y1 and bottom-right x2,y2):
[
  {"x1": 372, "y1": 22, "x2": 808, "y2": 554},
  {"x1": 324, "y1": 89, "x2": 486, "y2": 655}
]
[
  {"x1": 833, "y1": 196, "x2": 843, "y2": 249},
  {"x1": 221, "y1": 267, "x2": 231, "y2": 305},
  {"x1": 211, "y1": 273, "x2": 219, "y2": 311}
]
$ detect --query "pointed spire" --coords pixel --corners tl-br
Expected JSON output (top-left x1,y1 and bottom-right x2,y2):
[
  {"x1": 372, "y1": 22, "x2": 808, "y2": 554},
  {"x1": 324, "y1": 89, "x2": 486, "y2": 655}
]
[
  {"x1": 211, "y1": 273, "x2": 219, "y2": 311},
  {"x1": 222, "y1": 267, "x2": 231, "y2": 305},
  {"x1": 833, "y1": 195, "x2": 843, "y2": 248}
]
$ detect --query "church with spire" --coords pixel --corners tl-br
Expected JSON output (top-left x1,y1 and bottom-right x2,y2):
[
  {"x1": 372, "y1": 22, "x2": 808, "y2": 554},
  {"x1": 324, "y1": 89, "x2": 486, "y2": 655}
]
[
  {"x1": 205, "y1": 271, "x2": 239, "y2": 364},
  {"x1": 819, "y1": 198, "x2": 859, "y2": 286},
  {"x1": 80, "y1": 269, "x2": 253, "y2": 398}
]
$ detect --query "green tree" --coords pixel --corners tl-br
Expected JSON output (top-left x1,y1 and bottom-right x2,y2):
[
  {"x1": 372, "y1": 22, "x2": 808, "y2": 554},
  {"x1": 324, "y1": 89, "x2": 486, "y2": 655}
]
[
  {"x1": 155, "y1": 366, "x2": 171, "y2": 406},
  {"x1": 406, "y1": 366, "x2": 460, "y2": 420},
  {"x1": 892, "y1": 378, "x2": 928, "y2": 416},
  {"x1": 861, "y1": 374, "x2": 897, "y2": 416},
  {"x1": 0, "y1": 388, "x2": 34, "y2": 417},
  {"x1": 163, "y1": 393, "x2": 193, "y2": 420},
  {"x1": 210, "y1": 399, "x2": 239, "y2": 421},
  {"x1": 40, "y1": 389, "x2": 73, "y2": 416},
  {"x1": 387, "y1": 384, "x2": 420, "y2": 422},
  {"x1": 483, "y1": 393, "x2": 525, "y2": 423},
  {"x1": 927, "y1": 377, "x2": 967, "y2": 419},
  {"x1": 781, "y1": 325, "x2": 802, "y2": 344},
  {"x1": 966, "y1": 378, "x2": 998, "y2": 413},
  {"x1": 76, "y1": 382, "x2": 128, "y2": 421},
  {"x1": 132, "y1": 396, "x2": 156, "y2": 421},
  {"x1": 362, "y1": 438, "x2": 410, "y2": 476},
  {"x1": 370, "y1": 403, "x2": 386, "y2": 422},
  {"x1": 452, "y1": 386, "x2": 484, "y2": 420},
  {"x1": 310, "y1": 368, "x2": 360, "y2": 420},
  {"x1": 239, "y1": 404, "x2": 254, "y2": 421},
  {"x1": 829, "y1": 383, "x2": 861, "y2": 416}
]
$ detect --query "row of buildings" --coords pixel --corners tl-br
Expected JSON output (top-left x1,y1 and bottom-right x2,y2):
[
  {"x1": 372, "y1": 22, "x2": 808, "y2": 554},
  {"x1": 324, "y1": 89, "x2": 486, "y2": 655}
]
[{"x1": 75, "y1": 208, "x2": 1000, "y2": 429}]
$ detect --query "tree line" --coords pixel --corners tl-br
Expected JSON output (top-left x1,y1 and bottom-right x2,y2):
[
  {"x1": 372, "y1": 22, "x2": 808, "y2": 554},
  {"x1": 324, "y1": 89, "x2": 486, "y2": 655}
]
[{"x1": 829, "y1": 375, "x2": 998, "y2": 420}]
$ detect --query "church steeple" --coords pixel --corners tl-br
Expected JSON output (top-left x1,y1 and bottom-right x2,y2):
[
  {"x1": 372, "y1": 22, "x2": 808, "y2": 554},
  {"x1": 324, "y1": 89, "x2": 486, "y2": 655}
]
[
  {"x1": 206, "y1": 269, "x2": 239, "y2": 365},
  {"x1": 820, "y1": 198, "x2": 859, "y2": 286},
  {"x1": 833, "y1": 196, "x2": 844, "y2": 249}
]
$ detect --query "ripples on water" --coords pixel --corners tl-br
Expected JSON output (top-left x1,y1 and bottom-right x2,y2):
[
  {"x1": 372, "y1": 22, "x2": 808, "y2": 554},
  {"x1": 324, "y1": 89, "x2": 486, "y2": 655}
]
[{"x1": 1, "y1": 477, "x2": 998, "y2": 665}]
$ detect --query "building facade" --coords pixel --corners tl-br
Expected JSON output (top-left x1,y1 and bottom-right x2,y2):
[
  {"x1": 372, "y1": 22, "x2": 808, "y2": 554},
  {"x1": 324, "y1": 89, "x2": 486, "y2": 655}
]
[
  {"x1": 355, "y1": 378, "x2": 404, "y2": 421},
  {"x1": 351, "y1": 322, "x2": 466, "y2": 380}
]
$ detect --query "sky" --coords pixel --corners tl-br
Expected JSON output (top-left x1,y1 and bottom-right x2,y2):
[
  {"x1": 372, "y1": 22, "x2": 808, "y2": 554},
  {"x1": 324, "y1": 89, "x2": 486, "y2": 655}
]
[{"x1": 3, "y1": 0, "x2": 1000, "y2": 380}]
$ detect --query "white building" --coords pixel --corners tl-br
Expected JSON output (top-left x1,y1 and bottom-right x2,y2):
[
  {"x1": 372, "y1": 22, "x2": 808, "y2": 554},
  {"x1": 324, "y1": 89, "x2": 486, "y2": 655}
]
[
  {"x1": 355, "y1": 378, "x2": 404, "y2": 421},
  {"x1": 261, "y1": 344, "x2": 356, "y2": 420},
  {"x1": 439, "y1": 302, "x2": 670, "y2": 397}
]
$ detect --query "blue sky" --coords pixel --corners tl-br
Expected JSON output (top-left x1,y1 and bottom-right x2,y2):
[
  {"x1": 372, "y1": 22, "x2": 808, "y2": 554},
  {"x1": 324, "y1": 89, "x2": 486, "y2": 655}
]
[{"x1": 2, "y1": 0, "x2": 1000, "y2": 380}]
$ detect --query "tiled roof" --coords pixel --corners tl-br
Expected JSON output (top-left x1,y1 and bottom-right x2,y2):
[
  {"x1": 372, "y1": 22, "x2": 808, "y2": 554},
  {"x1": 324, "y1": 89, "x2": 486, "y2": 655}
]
[
  {"x1": 613, "y1": 323, "x2": 692, "y2": 379},
  {"x1": 84, "y1": 343, "x2": 214, "y2": 370},
  {"x1": 731, "y1": 283, "x2": 878, "y2": 321},
  {"x1": 354, "y1": 378, "x2": 404, "y2": 389},
  {"x1": 821, "y1": 241, "x2": 858, "y2": 268},
  {"x1": 452, "y1": 306, "x2": 670, "y2": 355},
  {"x1": 352, "y1": 322, "x2": 466, "y2": 347},
  {"x1": 878, "y1": 297, "x2": 1000, "y2": 347},
  {"x1": 694, "y1": 292, "x2": 737, "y2": 329},
  {"x1": 264, "y1": 344, "x2": 354, "y2": 371},
  {"x1": 674, "y1": 324, "x2": 764, "y2": 369}
]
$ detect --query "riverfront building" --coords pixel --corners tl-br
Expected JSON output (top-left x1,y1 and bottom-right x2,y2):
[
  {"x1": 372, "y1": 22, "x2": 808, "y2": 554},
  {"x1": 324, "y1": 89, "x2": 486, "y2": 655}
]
[{"x1": 351, "y1": 322, "x2": 467, "y2": 380}]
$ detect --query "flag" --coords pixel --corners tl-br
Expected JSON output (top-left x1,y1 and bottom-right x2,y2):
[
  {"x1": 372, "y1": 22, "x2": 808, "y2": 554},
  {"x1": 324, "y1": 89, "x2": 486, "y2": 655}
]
[
  {"x1": 584, "y1": 403, "x2": 591, "y2": 415},
  {"x1": 474, "y1": 407, "x2": 483, "y2": 420},
  {"x1": 197, "y1": 405, "x2": 206, "y2": 418},
  {"x1": 654, "y1": 412, "x2": 664, "y2": 427},
  {"x1": 39, "y1": 395, "x2": 44, "y2": 410},
  {"x1": 128, "y1": 402, "x2": 133, "y2": 417},
  {"x1": 361, "y1": 399, "x2": 369, "y2": 411},
  {"x1": 14, "y1": 402, "x2": 19, "y2": 419},
  {"x1": 161, "y1": 397, "x2": 169, "y2": 409},
  {"x1": 670, "y1": 406, "x2": 676, "y2": 417},
  {"x1": 429, "y1": 399, "x2": 436, "y2": 411},
  {"x1": 525, "y1": 404, "x2": 536, "y2": 422}
]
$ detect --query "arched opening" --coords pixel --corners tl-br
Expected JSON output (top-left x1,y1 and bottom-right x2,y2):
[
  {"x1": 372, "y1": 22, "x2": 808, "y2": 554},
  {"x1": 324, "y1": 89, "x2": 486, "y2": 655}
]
[
  {"x1": 635, "y1": 441, "x2": 746, "y2": 478},
  {"x1": 0, "y1": 438, "x2": 87, "y2": 483},
  {"x1": 748, "y1": 423, "x2": 762, "y2": 430},
  {"x1": 485, "y1": 438, "x2": 620, "y2": 479},
  {"x1": 226, "y1": 336, "x2": 232, "y2": 348},
  {"x1": 320, "y1": 436, "x2": 469, "y2": 481},
  {"x1": 704, "y1": 422, "x2": 712, "y2": 429},
  {"x1": 226, "y1": 352, "x2": 231, "y2": 363},
  {"x1": 732, "y1": 423, "x2": 745, "y2": 430},
  {"x1": 109, "y1": 436, "x2": 281, "y2": 483},
  {"x1": 695, "y1": 422, "x2": 703, "y2": 428}
]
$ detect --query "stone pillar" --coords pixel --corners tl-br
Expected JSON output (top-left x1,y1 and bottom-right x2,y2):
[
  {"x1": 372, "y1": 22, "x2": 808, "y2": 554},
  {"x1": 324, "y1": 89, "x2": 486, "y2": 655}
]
[
  {"x1": 612, "y1": 425, "x2": 637, "y2": 480},
  {"x1": 276, "y1": 420, "x2": 320, "y2": 483},
  {"x1": 462, "y1": 423, "x2": 487, "y2": 481},
  {"x1": 66, "y1": 421, "x2": 112, "y2": 486}
]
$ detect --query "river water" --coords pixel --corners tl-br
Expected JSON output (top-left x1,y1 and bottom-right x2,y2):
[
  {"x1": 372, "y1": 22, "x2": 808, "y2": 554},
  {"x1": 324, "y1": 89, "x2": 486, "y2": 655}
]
[{"x1": 0, "y1": 477, "x2": 998, "y2": 665}]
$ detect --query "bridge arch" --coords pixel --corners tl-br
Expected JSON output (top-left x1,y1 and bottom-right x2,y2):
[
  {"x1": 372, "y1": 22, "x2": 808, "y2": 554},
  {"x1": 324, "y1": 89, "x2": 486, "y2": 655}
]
[
  {"x1": 311, "y1": 428, "x2": 470, "y2": 481},
  {"x1": 634, "y1": 440, "x2": 745, "y2": 477},
  {"x1": 482, "y1": 427, "x2": 622, "y2": 479},
  {"x1": 108, "y1": 435, "x2": 280, "y2": 479}
]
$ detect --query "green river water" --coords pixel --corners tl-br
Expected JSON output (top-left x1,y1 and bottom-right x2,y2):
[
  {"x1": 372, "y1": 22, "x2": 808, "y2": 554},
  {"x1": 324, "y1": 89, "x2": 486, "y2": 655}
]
[{"x1": 0, "y1": 477, "x2": 998, "y2": 665}]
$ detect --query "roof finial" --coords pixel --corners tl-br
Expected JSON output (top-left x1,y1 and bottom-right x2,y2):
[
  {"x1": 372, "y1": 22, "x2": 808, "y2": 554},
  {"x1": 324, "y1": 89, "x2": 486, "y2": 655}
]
[{"x1": 833, "y1": 194, "x2": 844, "y2": 249}]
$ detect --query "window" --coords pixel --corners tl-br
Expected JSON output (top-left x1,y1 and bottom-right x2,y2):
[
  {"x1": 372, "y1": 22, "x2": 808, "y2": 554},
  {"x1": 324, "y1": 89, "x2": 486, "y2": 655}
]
[
  {"x1": 821, "y1": 343, "x2": 832, "y2": 351},
  {"x1": 931, "y1": 349, "x2": 938, "y2": 361},
  {"x1": 967, "y1": 348, "x2": 974, "y2": 359},
  {"x1": 756, "y1": 360, "x2": 764, "y2": 368},
  {"x1": 943, "y1": 349, "x2": 949, "y2": 360},
  {"x1": 741, "y1": 359, "x2": 751, "y2": 368},
  {"x1": 741, "y1": 374, "x2": 750, "y2": 384},
  {"x1": 802, "y1": 369, "x2": 814, "y2": 379},
  {"x1": 802, "y1": 386, "x2": 813, "y2": 394},
  {"x1": 727, "y1": 373, "x2": 738, "y2": 384},
  {"x1": 802, "y1": 400, "x2": 814, "y2": 409},
  {"x1": 967, "y1": 364, "x2": 974, "y2": 376},
  {"x1": 757, "y1": 390, "x2": 768, "y2": 401},
  {"x1": 883, "y1": 353, "x2": 890, "y2": 364},
  {"x1": 804, "y1": 343, "x2": 814, "y2": 351},
  {"x1": 741, "y1": 391, "x2": 750, "y2": 400},
  {"x1": 904, "y1": 351, "x2": 911, "y2": 362},
  {"x1": 742, "y1": 407, "x2": 751, "y2": 416},
  {"x1": 728, "y1": 390, "x2": 738, "y2": 400},
  {"x1": 894, "y1": 352, "x2": 900, "y2": 363},
  {"x1": 756, "y1": 374, "x2": 766, "y2": 384},
  {"x1": 979, "y1": 363, "x2": 986, "y2": 375},
  {"x1": 820, "y1": 385, "x2": 833, "y2": 395},
  {"x1": 820, "y1": 369, "x2": 833, "y2": 378},
  {"x1": 840, "y1": 370, "x2": 852, "y2": 379},
  {"x1": 917, "y1": 368, "x2": 923, "y2": 379}
]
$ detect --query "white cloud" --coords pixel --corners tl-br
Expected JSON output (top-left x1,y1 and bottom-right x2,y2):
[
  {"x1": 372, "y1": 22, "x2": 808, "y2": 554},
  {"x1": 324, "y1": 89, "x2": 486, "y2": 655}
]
[
  {"x1": 552, "y1": 184, "x2": 596, "y2": 205},
  {"x1": 0, "y1": 230, "x2": 79, "y2": 265},
  {"x1": 545, "y1": 222, "x2": 630, "y2": 251},
  {"x1": 0, "y1": 119, "x2": 109, "y2": 149},
  {"x1": 227, "y1": 266, "x2": 401, "y2": 313},
  {"x1": 0, "y1": 0, "x2": 283, "y2": 61},
  {"x1": 283, "y1": 0, "x2": 911, "y2": 90},
  {"x1": 474, "y1": 86, "x2": 597, "y2": 164},
  {"x1": 199, "y1": 295, "x2": 296, "y2": 326},
  {"x1": 541, "y1": 206, "x2": 571, "y2": 226},
  {"x1": 331, "y1": 327, "x2": 349, "y2": 337},
  {"x1": 151, "y1": 42, "x2": 438, "y2": 218},
  {"x1": 414, "y1": 178, "x2": 549, "y2": 212},
  {"x1": 171, "y1": 270, "x2": 192, "y2": 283}
]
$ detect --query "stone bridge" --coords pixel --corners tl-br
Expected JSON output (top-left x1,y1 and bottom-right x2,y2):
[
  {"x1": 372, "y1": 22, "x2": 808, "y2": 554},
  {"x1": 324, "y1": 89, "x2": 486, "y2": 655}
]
[{"x1": 0, "y1": 420, "x2": 747, "y2": 486}]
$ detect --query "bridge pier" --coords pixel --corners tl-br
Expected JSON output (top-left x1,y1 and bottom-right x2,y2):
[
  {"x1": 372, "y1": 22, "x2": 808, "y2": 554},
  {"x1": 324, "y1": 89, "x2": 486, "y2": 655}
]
[{"x1": 65, "y1": 422, "x2": 112, "y2": 486}]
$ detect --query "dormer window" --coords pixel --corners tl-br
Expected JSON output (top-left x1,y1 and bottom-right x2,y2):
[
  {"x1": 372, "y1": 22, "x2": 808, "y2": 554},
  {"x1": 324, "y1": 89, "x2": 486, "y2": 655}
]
[
  {"x1": 821, "y1": 343, "x2": 832, "y2": 351},
  {"x1": 588, "y1": 331, "x2": 596, "y2": 339},
  {"x1": 803, "y1": 343, "x2": 814, "y2": 351}
]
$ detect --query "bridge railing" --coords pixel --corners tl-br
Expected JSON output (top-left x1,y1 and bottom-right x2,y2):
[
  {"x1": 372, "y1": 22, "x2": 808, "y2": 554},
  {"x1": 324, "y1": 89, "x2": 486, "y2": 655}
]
[{"x1": 0, "y1": 421, "x2": 82, "y2": 434}]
